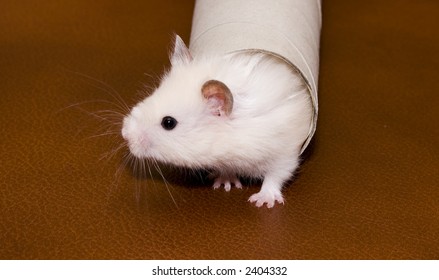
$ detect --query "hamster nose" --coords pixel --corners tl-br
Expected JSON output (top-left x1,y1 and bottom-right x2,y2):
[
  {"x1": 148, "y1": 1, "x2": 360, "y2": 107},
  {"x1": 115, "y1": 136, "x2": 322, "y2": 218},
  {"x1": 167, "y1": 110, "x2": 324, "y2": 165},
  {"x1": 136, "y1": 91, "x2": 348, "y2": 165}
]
[
  {"x1": 121, "y1": 126, "x2": 129, "y2": 140},
  {"x1": 121, "y1": 115, "x2": 133, "y2": 140}
]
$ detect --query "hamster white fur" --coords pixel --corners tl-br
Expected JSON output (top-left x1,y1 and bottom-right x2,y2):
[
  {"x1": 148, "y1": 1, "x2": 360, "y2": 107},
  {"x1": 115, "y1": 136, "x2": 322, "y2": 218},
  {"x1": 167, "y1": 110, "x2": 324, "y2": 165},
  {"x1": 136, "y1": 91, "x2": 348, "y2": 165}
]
[{"x1": 122, "y1": 35, "x2": 312, "y2": 208}]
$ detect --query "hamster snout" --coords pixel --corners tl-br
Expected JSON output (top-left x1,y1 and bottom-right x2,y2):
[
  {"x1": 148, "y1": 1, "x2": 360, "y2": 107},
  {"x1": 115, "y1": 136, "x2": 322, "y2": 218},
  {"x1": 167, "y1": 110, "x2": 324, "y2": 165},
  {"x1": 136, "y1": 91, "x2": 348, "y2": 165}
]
[
  {"x1": 121, "y1": 115, "x2": 132, "y2": 141},
  {"x1": 121, "y1": 107, "x2": 142, "y2": 141},
  {"x1": 121, "y1": 114, "x2": 150, "y2": 158},
  {"x1": 121, "y1": 123, "x2": 129, "y2": 141}
]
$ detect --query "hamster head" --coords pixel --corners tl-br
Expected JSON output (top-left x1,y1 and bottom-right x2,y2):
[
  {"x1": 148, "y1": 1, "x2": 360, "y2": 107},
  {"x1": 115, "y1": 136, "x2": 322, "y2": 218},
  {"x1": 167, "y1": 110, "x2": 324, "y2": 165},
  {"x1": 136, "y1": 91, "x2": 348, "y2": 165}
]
[{"x1": 121, "y1": 35, "x2": 234, "y2": 168}]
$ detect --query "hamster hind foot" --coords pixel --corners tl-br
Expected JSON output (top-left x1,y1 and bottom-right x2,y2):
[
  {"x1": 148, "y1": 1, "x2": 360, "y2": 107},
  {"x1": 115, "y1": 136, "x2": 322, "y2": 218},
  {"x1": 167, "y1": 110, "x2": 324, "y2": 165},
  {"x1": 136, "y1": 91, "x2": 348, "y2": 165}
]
[{"x1": 212, "y1": 173, "x2": 242, "y2": 192}]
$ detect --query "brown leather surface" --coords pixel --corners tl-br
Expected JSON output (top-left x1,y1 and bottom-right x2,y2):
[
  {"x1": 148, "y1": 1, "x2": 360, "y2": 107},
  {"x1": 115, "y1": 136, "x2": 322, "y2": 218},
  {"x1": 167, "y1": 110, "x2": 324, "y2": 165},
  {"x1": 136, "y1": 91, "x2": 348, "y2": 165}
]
[{"x1": 1, "y1": 0, "x2": 438, "y2": 259}]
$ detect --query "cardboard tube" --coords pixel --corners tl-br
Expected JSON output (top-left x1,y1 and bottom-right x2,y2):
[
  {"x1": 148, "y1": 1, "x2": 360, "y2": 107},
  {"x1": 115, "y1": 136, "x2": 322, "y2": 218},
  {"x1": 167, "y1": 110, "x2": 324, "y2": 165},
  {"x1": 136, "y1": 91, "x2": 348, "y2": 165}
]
[{"x1": 189, "y1": 0, "x2": 321, "y2": 153}]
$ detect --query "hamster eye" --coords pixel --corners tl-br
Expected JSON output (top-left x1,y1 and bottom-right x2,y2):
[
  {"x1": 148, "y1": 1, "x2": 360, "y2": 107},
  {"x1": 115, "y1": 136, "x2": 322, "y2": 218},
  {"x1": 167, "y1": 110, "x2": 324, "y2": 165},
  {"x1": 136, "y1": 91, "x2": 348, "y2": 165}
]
[{"x1": 161, "y1": 116, "x2": 178, "y2": 130}]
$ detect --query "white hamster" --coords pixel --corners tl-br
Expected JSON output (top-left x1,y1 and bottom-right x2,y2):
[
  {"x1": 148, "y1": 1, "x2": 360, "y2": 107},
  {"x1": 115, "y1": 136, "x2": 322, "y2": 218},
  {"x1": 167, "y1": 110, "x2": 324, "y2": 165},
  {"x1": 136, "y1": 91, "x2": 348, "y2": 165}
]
[{"x1": 121, "y1": 35, "x2": 312, "y2": 208}]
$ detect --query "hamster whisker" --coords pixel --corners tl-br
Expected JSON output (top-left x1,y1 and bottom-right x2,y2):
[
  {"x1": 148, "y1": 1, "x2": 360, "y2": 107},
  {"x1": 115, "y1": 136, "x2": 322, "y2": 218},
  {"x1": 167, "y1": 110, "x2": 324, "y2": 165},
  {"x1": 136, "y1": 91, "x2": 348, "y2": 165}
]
[
  {"x1": 67, "y1": 70, "x2": 131, "y2": 114},
  {"x1": 140, "y1": 158, "x2": 147, "y2": 180},
  {"x1": 146, "y1": 160, "x2": 156, "y2": 187},
  {"x1": 132, "y1": 156, "x2": 140, "y2": 178},
  {"x1": 133, "y1": 158, "x2": 143, "y2": 202},
  {"x1": 87, "y1": 131, "x2": 120, "y2": 139},
  {"x1": 69, "y1": 106, "x2": 123, "y2": 142},
  {"x1": 152, "y1": 159, "x2": 178, "y2": 208},
  {"x1": 70, "y1": 106, "x2": 117, "y2": 125},
  {"x1": 93, "y1": 109, "x2": 126, "y2": 118},
  {"x1": 56, "y1": 104, "x2": 123, "y2": 142},
  {"x1": 80, "y1": 120, "x2": 121, "y2": 142},
  {"x1": 98, "y1": 141, "x2": 127, "y2": 162},
  {"x1": 55, "y1": 99, "x2": 125, "y2": 115},
  {"x1": 114, "y1": 152, "x2": 132, "y2": 182}
]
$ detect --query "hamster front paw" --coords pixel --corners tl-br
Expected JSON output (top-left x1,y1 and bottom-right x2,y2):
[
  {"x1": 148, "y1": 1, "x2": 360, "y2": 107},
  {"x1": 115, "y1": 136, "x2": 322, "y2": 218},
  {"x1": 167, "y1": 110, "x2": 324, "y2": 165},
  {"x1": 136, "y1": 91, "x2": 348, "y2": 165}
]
[
  {"x1": 212, "y1": 174, "x2": 242, "y2": 192},
  {"x1": 248, "y1": 189, "x2": 284, "y2": 208}
]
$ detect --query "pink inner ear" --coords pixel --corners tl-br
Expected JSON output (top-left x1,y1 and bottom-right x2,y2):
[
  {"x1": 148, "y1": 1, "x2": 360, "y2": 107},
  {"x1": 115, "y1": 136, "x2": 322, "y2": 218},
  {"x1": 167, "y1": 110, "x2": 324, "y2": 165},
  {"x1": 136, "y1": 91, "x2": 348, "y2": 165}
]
[{"x1": 201, "y1": 80, "x2": 233, "y2": 116}]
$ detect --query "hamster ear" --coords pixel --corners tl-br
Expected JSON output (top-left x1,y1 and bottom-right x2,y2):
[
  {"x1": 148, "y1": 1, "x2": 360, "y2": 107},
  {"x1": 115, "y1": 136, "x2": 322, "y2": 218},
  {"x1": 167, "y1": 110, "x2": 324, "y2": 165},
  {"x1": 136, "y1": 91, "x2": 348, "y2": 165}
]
[
  {"x1": 170, "y1": 35, "x2": 192, "y2": 66},
  {"x1": 201, "y1": 80, "x2": 234, "y2": 117}
]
